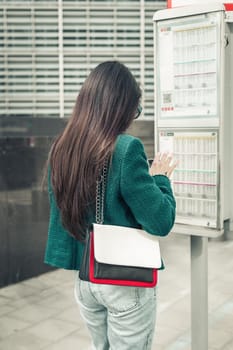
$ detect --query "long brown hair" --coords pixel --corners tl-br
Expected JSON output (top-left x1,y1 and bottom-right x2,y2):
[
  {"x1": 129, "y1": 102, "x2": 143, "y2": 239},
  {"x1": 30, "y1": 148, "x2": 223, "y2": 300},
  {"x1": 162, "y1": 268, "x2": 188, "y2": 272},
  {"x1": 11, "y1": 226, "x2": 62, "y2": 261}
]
[{"x1": 49, "y1": 61, "x2": 141, "y2": 241}]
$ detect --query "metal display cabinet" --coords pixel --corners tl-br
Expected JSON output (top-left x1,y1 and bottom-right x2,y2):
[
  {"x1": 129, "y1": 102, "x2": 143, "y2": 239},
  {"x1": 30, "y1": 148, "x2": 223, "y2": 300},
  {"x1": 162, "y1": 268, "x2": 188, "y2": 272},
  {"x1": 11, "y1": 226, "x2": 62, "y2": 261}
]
[{"x1": 153, "y1": 3, "x2": 233, "y2": 349}]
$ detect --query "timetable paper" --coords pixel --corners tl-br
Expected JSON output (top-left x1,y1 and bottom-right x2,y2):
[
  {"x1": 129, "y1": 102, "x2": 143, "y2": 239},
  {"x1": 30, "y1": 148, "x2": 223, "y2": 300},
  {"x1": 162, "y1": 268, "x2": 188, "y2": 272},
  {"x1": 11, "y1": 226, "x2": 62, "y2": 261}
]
[
  {"x1": 159, "y1": 131, "x2": 218, "y2": 228},
  {"x1": 157, "y1": 13, "x2": 220, "y2": 119}
]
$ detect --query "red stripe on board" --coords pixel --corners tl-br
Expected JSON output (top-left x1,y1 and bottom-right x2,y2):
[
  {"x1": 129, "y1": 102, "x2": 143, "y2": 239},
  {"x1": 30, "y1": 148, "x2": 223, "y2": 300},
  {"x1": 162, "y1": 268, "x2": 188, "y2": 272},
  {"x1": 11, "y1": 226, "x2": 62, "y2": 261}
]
[
  {"x1": 167, "y1": 0, "x2": 172, "y2": 8},
  {"x1": 224, "y1": 3, "x2": 233, "y2": 11},
  {"x1": 173, "y1": 181, "x2": 216, "y2": 187}
]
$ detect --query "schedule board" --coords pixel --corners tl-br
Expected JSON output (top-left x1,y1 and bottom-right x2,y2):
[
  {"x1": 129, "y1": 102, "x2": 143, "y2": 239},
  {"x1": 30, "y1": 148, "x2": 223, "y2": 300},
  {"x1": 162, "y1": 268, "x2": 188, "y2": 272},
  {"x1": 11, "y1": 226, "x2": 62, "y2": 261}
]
[
  {"x1": 159, "y1": 130, "x2": 219, "y2": 228},
  {"x1": 156, "y1": 12, "x2": 221, "y2": 121}
]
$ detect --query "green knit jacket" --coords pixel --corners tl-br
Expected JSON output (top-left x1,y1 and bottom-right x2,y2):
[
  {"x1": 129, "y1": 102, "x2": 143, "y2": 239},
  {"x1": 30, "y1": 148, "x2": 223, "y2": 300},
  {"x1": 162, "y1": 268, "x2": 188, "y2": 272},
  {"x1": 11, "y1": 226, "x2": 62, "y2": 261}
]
[{"x1": 44, "y1": 134, "x2": 176, "y2": 270}]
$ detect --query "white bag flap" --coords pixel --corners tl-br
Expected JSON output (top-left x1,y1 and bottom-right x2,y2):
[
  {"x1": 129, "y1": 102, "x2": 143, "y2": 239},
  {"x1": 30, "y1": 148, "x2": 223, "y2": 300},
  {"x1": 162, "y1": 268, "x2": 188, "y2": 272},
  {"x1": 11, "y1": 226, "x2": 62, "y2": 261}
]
[{"x1": 93, "y1": 224, "x2": 162, "y2": 269}]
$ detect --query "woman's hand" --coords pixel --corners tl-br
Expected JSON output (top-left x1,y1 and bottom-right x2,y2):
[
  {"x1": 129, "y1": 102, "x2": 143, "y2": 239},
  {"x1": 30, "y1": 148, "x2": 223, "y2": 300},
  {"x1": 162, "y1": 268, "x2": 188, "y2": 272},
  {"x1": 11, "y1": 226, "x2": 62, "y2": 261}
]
[{"x1": 149, "y1": 152, "x2": 178, "y2": 178}]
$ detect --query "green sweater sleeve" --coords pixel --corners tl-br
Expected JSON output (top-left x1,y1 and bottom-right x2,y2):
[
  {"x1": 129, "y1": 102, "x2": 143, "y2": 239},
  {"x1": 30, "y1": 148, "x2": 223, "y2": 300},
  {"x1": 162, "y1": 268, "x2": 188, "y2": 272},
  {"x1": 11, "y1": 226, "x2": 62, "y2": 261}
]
[{"x1": 120, "y1": 138, "x2": 176, "y2": 236}]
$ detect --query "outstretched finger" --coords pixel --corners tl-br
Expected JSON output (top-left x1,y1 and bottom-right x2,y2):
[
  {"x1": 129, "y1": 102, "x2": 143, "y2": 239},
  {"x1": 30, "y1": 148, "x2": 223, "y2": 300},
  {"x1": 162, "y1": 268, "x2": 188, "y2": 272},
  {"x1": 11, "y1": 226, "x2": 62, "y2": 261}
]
[
  {"x1": 167, "y1": 160, "x2": 179, "y2": 177},
  {"x1": 153, "y1": 152, "x2": 161, "y2": 164},
  {"x1": 164, "y1": 155, "x2": 172, "y2": 167},
  {"x1": 160, "y1": 152, "x2": 168, "y2": 163}
]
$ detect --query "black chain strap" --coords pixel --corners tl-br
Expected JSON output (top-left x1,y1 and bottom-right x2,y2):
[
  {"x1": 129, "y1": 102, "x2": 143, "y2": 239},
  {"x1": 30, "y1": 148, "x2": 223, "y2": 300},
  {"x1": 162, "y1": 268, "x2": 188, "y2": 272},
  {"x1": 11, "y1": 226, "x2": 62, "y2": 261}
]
[{"x1": 95, "y1": 159, "x2": 108, "y2": 224}]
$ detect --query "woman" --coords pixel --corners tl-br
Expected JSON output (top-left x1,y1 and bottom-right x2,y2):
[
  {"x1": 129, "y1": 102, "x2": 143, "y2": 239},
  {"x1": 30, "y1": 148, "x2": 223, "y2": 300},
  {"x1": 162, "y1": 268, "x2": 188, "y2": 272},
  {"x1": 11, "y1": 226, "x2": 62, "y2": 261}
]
[{"x1": 45, "y1": 61, "x2": 177, "y2": 350}]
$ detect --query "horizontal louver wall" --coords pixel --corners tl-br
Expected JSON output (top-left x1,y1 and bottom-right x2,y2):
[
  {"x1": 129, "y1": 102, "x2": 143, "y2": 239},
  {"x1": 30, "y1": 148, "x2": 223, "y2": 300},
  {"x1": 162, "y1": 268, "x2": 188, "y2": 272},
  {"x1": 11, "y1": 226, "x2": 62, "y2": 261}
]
[
  {"x1": 0, "y1": 4, "x2": 60, "y2": 116},
  {"x1": 0, "y1": 0, "x2": 166, "y2": 118}
]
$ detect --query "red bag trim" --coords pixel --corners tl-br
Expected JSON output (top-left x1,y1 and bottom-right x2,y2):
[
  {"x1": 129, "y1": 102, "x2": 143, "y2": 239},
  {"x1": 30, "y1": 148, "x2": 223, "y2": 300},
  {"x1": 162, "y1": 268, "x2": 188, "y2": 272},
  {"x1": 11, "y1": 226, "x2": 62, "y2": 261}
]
[{"x1": 89, "y1": 231, "x2": 158, "y2": 288}]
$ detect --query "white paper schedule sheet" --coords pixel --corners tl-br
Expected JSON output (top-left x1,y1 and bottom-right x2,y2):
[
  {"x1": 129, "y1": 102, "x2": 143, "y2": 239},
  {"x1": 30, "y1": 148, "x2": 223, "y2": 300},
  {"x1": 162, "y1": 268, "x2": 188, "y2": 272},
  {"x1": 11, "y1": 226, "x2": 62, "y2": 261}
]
[
  {"x1": 157, "y1": 12, "x2": 220, "y2": 119},
  {"x1": 159, "y1": 131, "x2": 218, "y2": 228}
]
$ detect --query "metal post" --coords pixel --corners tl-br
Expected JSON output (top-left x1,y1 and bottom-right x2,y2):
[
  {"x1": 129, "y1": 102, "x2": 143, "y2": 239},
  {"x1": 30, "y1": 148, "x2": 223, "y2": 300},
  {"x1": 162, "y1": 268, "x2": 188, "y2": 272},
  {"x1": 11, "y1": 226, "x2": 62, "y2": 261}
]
[{"x1": 190, "y1": 235, "x2": 208, "y2": 350}]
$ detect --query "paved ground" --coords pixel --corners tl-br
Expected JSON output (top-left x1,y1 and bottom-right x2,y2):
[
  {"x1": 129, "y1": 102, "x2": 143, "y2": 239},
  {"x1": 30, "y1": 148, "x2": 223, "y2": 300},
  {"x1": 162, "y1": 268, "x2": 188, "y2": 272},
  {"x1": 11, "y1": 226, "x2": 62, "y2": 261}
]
[{"x1": 0, "y1": 233, "x2": 232, "y2": 350}]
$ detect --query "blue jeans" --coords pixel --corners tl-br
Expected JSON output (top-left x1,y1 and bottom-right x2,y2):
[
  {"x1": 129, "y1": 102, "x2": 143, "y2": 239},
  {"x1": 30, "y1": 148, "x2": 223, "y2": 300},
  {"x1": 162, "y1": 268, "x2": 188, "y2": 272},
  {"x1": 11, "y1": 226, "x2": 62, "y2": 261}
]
[{"x1": 74, "y1": 273, "x2": 157, "y2": 350}]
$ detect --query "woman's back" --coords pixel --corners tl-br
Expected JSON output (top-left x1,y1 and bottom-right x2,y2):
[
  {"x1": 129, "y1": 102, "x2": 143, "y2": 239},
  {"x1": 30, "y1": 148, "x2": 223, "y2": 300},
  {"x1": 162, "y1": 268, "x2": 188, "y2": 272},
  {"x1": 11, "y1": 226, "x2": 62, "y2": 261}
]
[
  {"x1": 45, "y1": 133, "x2": 175, "y2": 271},
  {"x1": 45, "y1": 61, "x2": 177, "y2": 350}
]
